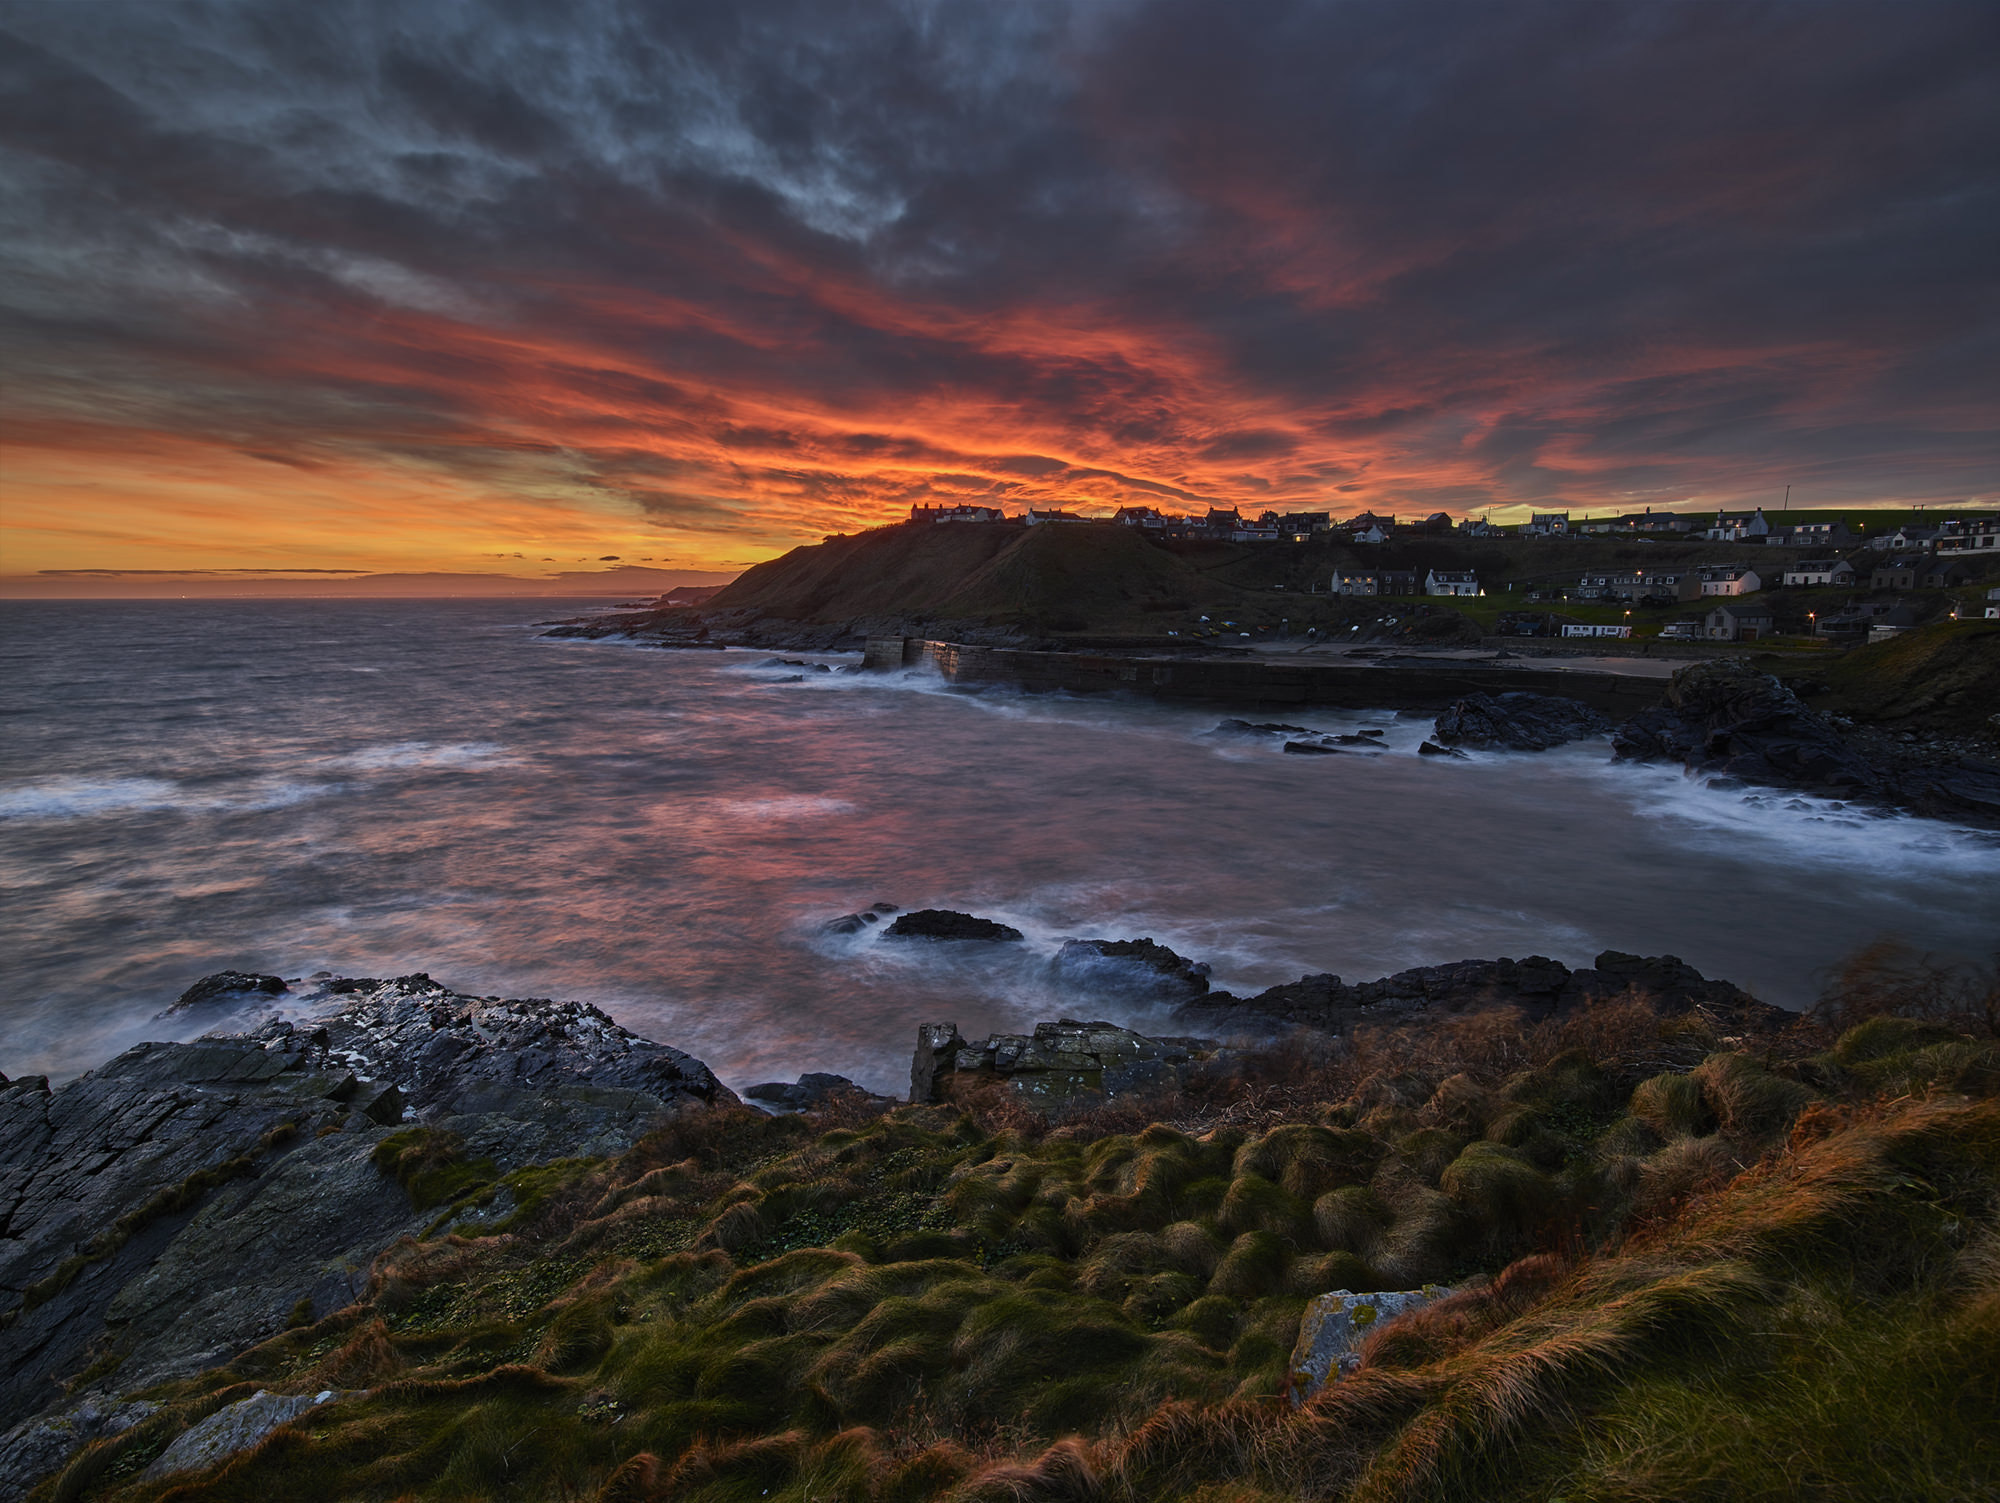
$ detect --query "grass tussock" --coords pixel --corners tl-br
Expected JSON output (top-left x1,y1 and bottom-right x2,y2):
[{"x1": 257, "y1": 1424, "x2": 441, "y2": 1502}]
[{"x1": 42, "y1": 974, "x2": 2000, "y2": 1503}]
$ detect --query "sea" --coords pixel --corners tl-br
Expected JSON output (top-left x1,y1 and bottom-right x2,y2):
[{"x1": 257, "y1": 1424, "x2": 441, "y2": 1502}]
[{"x1": 3, "y1": 598, "x2": 1996, "y2": 1097}]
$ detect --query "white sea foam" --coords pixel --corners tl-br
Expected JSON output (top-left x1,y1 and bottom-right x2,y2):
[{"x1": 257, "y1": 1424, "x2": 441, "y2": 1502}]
[
  {"x1": 0, "y1": 775, "x2": 335, "y2": 820},
  {"x1": 1579, "y1": 753, "x2": 2000, "y2": 879},
  {"x1": 333, "y1": 741, "x2": 516, "y2": 773},
  {"x1": 717, "y1": 795, "x2": 857, "y2": 820},
  {"x1": 0, "y1": 776, "x2": 187, "y2": 820}
]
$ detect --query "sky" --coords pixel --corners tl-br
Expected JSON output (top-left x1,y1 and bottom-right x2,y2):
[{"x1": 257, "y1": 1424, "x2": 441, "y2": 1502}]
[{"x1": 1, "y1": 1, "x2": 1996, "y2": 592}]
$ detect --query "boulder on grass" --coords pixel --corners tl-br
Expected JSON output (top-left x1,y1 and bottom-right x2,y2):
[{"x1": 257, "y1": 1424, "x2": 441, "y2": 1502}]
[{"x1": 1289, "y1": 1286, "x2": 1453, "y2": 1402}]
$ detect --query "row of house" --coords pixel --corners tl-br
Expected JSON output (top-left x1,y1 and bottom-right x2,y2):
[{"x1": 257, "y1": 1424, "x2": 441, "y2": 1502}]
[
  {"x1": 1336, "y1": 568, "x2": 1482, "y2": 598},
  {"x1": 1520, "y1": 509, "x2": 2000, "y2": 551}
]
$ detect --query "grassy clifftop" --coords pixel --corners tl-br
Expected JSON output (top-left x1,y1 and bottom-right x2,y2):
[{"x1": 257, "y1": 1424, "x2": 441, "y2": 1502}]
[
  {"x1": 48, "y1": 959, "x2": 2000, "y2": 1503},
  {"x1": 1773, "y1": 622, "x2": 2000, "y2": 736}
]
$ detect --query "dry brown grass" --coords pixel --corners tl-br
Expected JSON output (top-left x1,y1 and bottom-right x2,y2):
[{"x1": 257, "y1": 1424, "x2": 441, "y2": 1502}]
[{"x1": 1815, "y1": 939, "x2": 2000, "y2": 1037}]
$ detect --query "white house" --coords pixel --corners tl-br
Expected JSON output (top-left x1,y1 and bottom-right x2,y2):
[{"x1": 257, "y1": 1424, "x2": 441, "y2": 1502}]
[
  {"x1": 1425, "y1": 569, "x2": 1480, "y2": 597},
  {"x1": 1985, "y1": 586, "x2": 2000, "y2": 620},
  {"x1": 1337, "y1": 570, "x2": 1380, "y2": 596},
  {"x1": 1782, "y1": 558, "x2": 1856, "y2": 588},
  {"x1": 911, "y1": 503, "x2": 1006, "y2": 523},
  {"x1": 1937, "y1": 516, "x2": 2000, "y2": 555},
  {"x1": 1560, "y1": 623, "x2": 1631, "y2": 639},
  {"x1": 1706, "y1": 602, "x2": 1774, "y2": 642},
  {"x1": 1698, "y1": 566, "x2": 1762, "y2": 597},
  {"x1": 1705, "y1": 508, "x2": 1772, "y2": 542},
  {"x1": 1871, "y1": 524, "x2": 1939, "y2": 552},
  {"x1": 1526, "y1": 513, "x2": 1570, "y2": 536},
  {"x1": 1023, "y1": 508, "x2": 1082, "y2": 525},
  {"x1": 1351, "y1": 525, "x2": 1387, "y2": 544}
]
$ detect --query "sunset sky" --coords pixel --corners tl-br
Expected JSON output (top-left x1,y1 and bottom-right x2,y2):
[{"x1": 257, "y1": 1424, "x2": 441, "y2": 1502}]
[{"x1": 2, "y1": 1, "x2": 1995, "y2": 591}]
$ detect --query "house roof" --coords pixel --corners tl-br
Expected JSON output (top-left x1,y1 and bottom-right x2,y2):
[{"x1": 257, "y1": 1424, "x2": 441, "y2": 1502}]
[{"x1": 1708, "y1": 602, "x2": 1773, "y2": 618}]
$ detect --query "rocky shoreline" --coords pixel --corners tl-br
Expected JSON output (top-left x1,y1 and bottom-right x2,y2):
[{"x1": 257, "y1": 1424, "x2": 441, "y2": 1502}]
[
  {"x1": 545, "y1": 605, "x2": 2000, "y2": 828},
  {"x1": 0, "y1": 934, "x2": 1802, "y2": 1495}
]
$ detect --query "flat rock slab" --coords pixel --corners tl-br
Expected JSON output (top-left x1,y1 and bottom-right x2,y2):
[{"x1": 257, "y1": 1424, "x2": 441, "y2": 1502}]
[
  {"x1": 912, "y1": 1018, "x2": 1224, "y2": 1108},
  {"x1": 1290, "y1": 1286, "x2": 1453, "y2": 1402},
  {"x1": 146, "y1": 1389, "x2": 357, "y2": 1479}
]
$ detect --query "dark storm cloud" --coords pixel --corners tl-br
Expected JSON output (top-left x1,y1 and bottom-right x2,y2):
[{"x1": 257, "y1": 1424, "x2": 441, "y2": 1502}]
[{"x1": 0, "y1": 0, "x2": 1994, "y2": 561}]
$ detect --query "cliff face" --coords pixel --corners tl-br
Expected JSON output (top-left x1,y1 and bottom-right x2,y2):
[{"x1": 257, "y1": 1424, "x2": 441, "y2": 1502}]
[{"x1": 0, "y1": 975, "x2": 731, "y2": 1493}]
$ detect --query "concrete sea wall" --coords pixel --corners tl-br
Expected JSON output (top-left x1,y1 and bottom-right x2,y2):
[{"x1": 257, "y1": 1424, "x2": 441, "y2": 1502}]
[{"x1": 864, "y1": 637, "x2": 1665, "y2": 717}]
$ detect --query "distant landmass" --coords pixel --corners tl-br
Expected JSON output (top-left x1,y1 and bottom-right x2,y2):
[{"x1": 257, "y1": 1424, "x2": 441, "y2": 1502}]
[{"x1": 0, "y1": 566, "x2": 740, "y2": 600}]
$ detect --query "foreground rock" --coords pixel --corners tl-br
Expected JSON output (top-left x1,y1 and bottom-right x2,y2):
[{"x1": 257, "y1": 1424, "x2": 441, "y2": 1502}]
[
  {"x1": 1433, "y1": 692, "x2": 1611, "y2": 751},
  {"x1": 883, "y1": 909, "x2": 1025, "y2": 942},
  {"x1": 1290, "y1": 1286, "x2": 1454, "y2": 1401},
  {"x1": 911, "y1": 1019, "x2": 1225, "y2": 1107},
  {"x1": 1614, "y1": 661, "x2": 2000, "y2": 825},
  {"x1": 1181, "y1": 950, "x2": 1788, "y2": 1036},
  {"x1": 0, "y1": 973, "x2": 731, "y2": 1496}
]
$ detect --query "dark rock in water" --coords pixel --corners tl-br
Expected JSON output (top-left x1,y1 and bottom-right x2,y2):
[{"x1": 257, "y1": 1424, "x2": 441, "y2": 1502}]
[
  {"x1": 1433, "y1": 692, "x2": 1611, "y2": 751},
  {"x1": 1210, "y1": 719, "x2": 1316, "y2": 737},
  {"x1": 883, "y1": 909, "x2": 1024, "y2": 942},
  {"x1": 0, "y1": 975, "x2": 733, "y2": 1493},
  {"x1": 1614, "y1": 662, "x2": 1877, "y2": 792},
  {"x1": 1417, "y1": 740, "x2": 1466, "y2": 758},
  {"x1": 745, "y1": 1073, "x2": 894, "y2": 1114},
  {"x1": 1283, "y1": 739, "x2": 1343, "y2": 755},
  {"x1": 162, "y1": 971, "x2": 288, "y2": 1018},
  {"x1": 1050, "y1": 938, "x2": 1211, "y2": 1003},
  {"x1": 911, "y1": 1018, "x2": 1226, "y2": 1108},
  {"x1": 1614, "y1": 661, "x2": 2000, "y2": 826},
  {"x1": 1331, "y1": 732, "x2": 1384, "y2": 745},
  {"x1": 820, "y1": 902, "x2": 902, "y2": 936},
  {"x1": 1179, "y1": 950, "x2": 1785, "y2": 1036}
]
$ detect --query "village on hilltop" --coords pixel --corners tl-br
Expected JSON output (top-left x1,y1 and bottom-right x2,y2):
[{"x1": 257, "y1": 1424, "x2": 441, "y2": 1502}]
[{"x1": 899, "y1": 501, "x2": 2000, "y2": 647}]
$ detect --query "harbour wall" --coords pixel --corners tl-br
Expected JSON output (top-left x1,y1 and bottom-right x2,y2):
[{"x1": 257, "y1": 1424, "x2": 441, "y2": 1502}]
[{"x1": 863, "y1": 638, "x2": 1667, "y2": 717}]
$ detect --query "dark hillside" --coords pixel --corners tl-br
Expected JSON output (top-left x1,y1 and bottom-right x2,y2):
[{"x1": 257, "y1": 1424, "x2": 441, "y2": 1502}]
[
  {"x1": 709, "y1": 521, "x2": 1812, "y2": 635},
  {"x1": 710, "y1": 523, "x2": 1255, "y2": 632}
]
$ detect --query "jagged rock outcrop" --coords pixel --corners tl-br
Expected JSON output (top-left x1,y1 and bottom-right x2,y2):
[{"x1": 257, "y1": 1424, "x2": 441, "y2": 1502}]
[
  {"x1": 1614, "y1": 661, "x2": 1879, "y2": 790},
  {"x1": 911, "y1": 1019, "x2": 1224, "y2": 1107},
  {"x1": 161, "y1": 970, "x2": 289, "y2": 1020},
  {"x1": 1614, "y1": 660, "x2": 2000, "y2": 825},
  {"x1": 882, "y1": 909, "x2": 1025, "y2": 942},
  {"x1": 1181, "y1": 951, "x2": 1786, "y2": 1036},
  {"x1": 0, "y1": 973, "x2": 731, "y2": 1497},
  {"x1": 1048, "y1": 938, "x2": 1211, "y2": 1004},
  {"x1": 1433, "y1": 692, "x2": 1612, "y2": 751}
]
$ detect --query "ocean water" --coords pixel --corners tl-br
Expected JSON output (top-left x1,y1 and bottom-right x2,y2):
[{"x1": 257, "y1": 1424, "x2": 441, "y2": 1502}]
[{"x1": 3, "y1": 599, "x2": 1996, "y2": 1097}]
